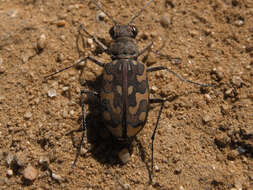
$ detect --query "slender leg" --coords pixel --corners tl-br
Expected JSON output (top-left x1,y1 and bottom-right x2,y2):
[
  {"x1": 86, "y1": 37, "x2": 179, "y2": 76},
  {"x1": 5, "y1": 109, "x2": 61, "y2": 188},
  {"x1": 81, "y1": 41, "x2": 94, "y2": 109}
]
[
  {"x1": 72, "y1": 89, "x2": 97, "y2": 168},
  {"x1": 149, "y1": 98, "x2": 165, "y2": 182},
  {"x1": 79, "y1": 24, "x2": 108, "y2": 52},
  {"x1": 147, "y1": 66, "x2": 215, "y2": 87},
  {"x1": 44, "y1": 56, "x2": 106, "y2": 79},
  {"x1": 137, "y1": 41, "x2": 153, "y2": 57}
]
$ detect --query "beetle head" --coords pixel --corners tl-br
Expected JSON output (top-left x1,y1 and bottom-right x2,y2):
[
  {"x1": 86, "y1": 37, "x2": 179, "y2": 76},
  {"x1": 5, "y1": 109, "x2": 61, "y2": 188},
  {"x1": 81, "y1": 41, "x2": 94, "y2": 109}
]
[{"x1": 109, "y1": 25, "x2": 138, "y2": 39}]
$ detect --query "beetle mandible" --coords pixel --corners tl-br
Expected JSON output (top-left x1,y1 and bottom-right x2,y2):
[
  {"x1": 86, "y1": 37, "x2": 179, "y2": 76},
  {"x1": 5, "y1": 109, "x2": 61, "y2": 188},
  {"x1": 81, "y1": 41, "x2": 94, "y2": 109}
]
[{"x1": 45, "y1": 0, "x2": 213, "y2": 182}]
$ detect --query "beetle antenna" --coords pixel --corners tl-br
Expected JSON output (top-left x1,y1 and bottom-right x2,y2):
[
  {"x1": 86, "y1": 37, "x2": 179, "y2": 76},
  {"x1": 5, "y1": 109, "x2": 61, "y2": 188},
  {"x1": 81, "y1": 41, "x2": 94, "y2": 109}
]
[
  {"x1": 128, "y1": 0, "x2": 155, "y2": 25},
  {"x1": 91, "y1": 0, "x2": 118, "y2": 25}
]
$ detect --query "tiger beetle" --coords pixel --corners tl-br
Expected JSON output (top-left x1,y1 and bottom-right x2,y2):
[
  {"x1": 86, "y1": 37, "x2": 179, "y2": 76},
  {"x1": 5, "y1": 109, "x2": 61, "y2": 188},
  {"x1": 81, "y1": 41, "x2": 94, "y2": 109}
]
[{"x1": 45, "y1": 0, "x2": 214, "y2": 182}]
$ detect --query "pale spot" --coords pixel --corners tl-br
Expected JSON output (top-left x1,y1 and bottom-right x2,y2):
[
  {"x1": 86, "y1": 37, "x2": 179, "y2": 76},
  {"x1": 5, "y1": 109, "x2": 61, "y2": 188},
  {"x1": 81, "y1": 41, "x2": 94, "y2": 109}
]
[
  {"x1": 127, "y1": 125, "x2": 142, "y2": 137},
  {"x1": 117, "y1": 85, "x2": 122, "y2": 95},
  {"x1": 138, "y1": 112, "x2": 146, "y2": 122},
  {"x1": 128, "y1": 86, "x2": 133, "y2": 95},
  {"x1": 128, "y1": 91, "x2": 148, "y2": 115},
  {"x1": 103, "y1": 111, "x2": 111, "y2": 121}
]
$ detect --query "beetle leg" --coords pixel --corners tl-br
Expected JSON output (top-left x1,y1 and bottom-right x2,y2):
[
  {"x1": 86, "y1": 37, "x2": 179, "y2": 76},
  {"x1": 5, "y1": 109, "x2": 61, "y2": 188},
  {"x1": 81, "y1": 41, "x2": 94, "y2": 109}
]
[
  {"x1": 44, "y1": 56, "x2": 106, "y2": 79},
  {"x1": 147, "y1": 66, "x2": 215, "y2": 87},
  {"x1": 137, "y1": 41, "x2": 153, "y2": 57},
  {"x1": 149, "y1": 98, "x2": 165, "y2": 182},
  {"x1": 79, "y1": 24, "x2": 108, "y2": 52},
  {"x1": 72, "y1": 89, "x2": 88, "y2": 168}
]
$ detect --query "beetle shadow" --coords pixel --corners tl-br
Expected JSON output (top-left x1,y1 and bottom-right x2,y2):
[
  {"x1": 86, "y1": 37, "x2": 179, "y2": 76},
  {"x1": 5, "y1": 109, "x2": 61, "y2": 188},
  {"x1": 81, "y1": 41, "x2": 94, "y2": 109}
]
[{"x1": 67, "y1": 73, "x2": 134, "y2": 167}]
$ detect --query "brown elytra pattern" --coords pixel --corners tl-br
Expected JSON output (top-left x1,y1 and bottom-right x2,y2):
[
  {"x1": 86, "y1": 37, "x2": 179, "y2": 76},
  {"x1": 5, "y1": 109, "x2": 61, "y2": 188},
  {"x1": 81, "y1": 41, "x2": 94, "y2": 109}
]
[{"x1": 101, "y1": 59, "x2": 149, "y2": 138}]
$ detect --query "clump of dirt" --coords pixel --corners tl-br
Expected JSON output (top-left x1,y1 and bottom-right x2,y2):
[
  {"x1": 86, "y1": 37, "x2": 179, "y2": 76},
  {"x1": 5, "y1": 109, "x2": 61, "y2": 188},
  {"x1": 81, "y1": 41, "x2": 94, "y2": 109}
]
[{"x1": 0, "y1": 0, "x2": 252, "y2": 189}]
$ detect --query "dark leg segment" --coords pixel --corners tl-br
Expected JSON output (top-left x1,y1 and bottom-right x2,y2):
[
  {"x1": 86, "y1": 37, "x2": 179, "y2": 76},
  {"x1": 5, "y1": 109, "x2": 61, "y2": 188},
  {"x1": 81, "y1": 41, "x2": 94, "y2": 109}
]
[
  {"x1": 137, "y1": 41, "x2": 153, "y2": 57},
  {"x1": 79, "y1": 24, "x2": 108, "y2": 52},
  {"x1": 72, "y1": 89, "x2": 97, "y2": 168},
  {"x1": 149, "y1": 98, "x2": 165, "y2": 182},
  {"x1": 147, "y1": 66, "x2": 214, "y2": 87},
  {"x1": 45, "y1": 56, "x2": 105, "y2": 79}
]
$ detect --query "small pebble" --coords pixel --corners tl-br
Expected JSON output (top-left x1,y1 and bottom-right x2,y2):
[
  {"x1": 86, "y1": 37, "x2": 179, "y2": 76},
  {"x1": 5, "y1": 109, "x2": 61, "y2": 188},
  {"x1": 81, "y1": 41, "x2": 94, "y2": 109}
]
[
  {"x1": 224, "y1": 88, "x2": 233, "y2": 97},
  {"x1": 160, "y1": 14, "x2": 171, "y2": 28},
  {"x1": 234, "y1": 19, "x2": 244, "y2": 26},
  {"x1": 237, "y1": 146, "x2": 246, "y2": 154},
  {"x1": 52, "y1": 173, "x2": 64, "y2": 182},
  {"x1": 6, "y1": 169, "x2": 13, "y2": 177},
  {"x1": 69, "y1": 110, "x2": 75, "y2": 116},
  {"x1": 189, "y1": 30, "x2": 199, "y2": 37},
  {"x1": 151, "y1": 85, "x2": 158, "y2": 93},
  {"x1": 171, "y1": 58, "x2": 182, "y2": 65},
  {"x1": 118, "y1": 148, "x2": 130, "y2": 164},
  {"x1": 23, "y1": 166, "x2": 39, "y2": 181},
  {"x1": 6, "y1": 153, "x2": 15, "y2": 166},
  {"x1": 154, "y1": 165, "x2": 160, "y2": 172},
  {"x1": 202, "y1": 114, "x2": 212, "y2": 123},
  {"x1": 0, "y1": 95, "x2": 5, "y2": 103},
  {"x1": 204, "y1": 94, "x2": 212, "y2": 102},
  {"x1": 38, "y1": 156, "x2": 50, "y2": 168},
  {"x1": 55, "y1": 20, "x2": 66, "y2": 27},
  {"x1": 48, "y1": 89, "x2": 57, "y2": 98},
  {"x1": 96, "y1": 11, "x2": 106, "y2": 21},
  {"x1": 62, "y1": 86, "x2": 69, "y2": 92},
  {"x1": 37, "y1": 34, "x2": 46, "y2": 52},
  {"x1": 24, "y1": 111, "x2": 32, "y2": 120},
  {"x1": 0, "y1": 57, "x2": 5, "y2": 74},
  {"x1": 56, "y1": 53, "x2": 64, "y2": 62},
  {"x1": 0, "y1": 66, "x2": 5, "y2": 74},
  {"x1": 122, "y1": 183, "x2": 130, "y2": 190},
  {"x1": 231, "y1": 76, "x2": 242, "y2": 87},
  {"x1": 211, "y1": 67, "x2": 224, "y2": 81}
]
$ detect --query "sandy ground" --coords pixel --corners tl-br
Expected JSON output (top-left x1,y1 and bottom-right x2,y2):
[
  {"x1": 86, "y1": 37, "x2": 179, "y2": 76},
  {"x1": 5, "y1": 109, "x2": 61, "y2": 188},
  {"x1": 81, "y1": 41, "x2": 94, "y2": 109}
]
[{"x1": 0, "y1": 0, "x2": 252, "y2": 189}]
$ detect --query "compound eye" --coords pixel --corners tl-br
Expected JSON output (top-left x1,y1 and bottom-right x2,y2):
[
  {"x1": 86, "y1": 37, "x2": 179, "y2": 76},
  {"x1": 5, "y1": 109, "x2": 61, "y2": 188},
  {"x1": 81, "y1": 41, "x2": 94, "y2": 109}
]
[
  {"x1": 109, "y1": 26, "x2": 115, "y2": 38},
  {"x1": 131, "y1": 26, "x2": 138, "y2": 37}
]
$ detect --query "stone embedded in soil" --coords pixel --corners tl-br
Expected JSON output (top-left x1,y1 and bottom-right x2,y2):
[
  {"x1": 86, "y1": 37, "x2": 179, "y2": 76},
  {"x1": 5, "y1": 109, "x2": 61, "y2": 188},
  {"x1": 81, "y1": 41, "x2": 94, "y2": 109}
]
[
  {"x1": 23, "y1": 166, "x2": 39, "y2": 181},
  {"x1": 55, "y1": 20, "x2": 66, "y2": 27},
  {"x1": 202, "y1": 114, "x2": 212, "y2": 123},
  {"x1": 204, "y1": 94, "x2": 212, "y2": 102},
  {"x1": 211, "y1": 67, "x2": 224, "y2": 81},
  {"x1": 231, "y1": 76, "x2": 243, "y2": 87},
  {"x1": 6, "y1": 153, "x2": 15, "y2": 166},
  {"x1": 155, "y1": 165, "x2": 160, "y2": 172},
  {"x1": 56, "y1": 53, "x2": 64, "y2": 62},
  {"x1": 96, "y1": 11, "x2": 106, "y2": 21},
  {"x1": 24, "y1": 111, "x2": 32, "y2": 120},
  {"x1": 160, "y1": 14, "x2": 171, "y2": 28},
  {"x1": 6, "y1": 169, "x2": 13, "y2": 177},
  {"x1": 51, "y1": 173, "x2": 64, "y2": 182},
  {"x1": 37, "y1": 34, "x2": 46, "y2": 52},
  {"x1": 0, "y1": 57, "x2": 5, "y2": 74},
  {"x1": 118, "y1": 148, "x2": 130, "y2": 164},
  {"x1": 48, "y1": 89, "x2": 57, "y2": 97},
  {"x1": 38, "y1": 156, "x2": 50, "y2": 168}
]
